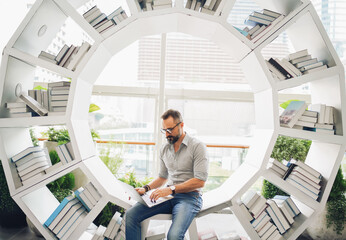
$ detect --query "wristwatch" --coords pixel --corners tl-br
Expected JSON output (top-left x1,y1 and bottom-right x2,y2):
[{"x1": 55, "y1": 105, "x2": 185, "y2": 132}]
[{"x1": 169, "y1": 185, "x2": 176, "y2": 195}]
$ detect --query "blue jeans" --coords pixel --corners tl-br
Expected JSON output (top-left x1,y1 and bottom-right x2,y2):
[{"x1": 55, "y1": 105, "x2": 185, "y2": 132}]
[{"x1": 125, "y1": 192, "x2": 203, "y2": 240}]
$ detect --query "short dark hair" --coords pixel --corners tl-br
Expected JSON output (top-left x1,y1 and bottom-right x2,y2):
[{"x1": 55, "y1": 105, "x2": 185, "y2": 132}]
[{"x1": 161, "y1": 109, "x2": 183, "y2": 123}]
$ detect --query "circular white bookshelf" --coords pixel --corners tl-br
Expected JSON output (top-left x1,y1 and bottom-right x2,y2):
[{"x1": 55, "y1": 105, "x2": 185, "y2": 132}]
[{"x1": 0, "y1": 0, "x2": 345, "y2": 239}]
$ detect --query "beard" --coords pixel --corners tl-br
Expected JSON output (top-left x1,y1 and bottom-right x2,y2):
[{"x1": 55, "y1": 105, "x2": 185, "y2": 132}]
[{"x1": 166, "y1": 134, "x2": 180, "y2": 144}]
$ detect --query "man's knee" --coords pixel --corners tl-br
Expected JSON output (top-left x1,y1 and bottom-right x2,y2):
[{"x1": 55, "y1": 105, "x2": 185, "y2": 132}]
[{"x1": 167, "y1": 227, "x2": 184, "y2": 240}]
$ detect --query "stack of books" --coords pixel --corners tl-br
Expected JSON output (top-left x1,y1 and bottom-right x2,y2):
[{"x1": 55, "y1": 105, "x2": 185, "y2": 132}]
[
  {"x1": 91, "y1": 225, "x2": 107, "y2": 240},
  {"x1": 10, "y1": 146, "x2": 51, "y2": 186},
  {"x1": 184, "y1": 0, "x2": 221, "y2": 14},
  {"x1": 279, "y1": 101, "x2": 336, "y2": 135},
  {"x1": 48, "y1": 81, "x2": 71, "y2": 115},
  {"x1": 238, "y1": 9, "x2": 284, "y2": 42},
  {"x1": 5, "y1": 100, "x2": 32, "y2": 118},
  {"x1": 241, "y1": 191, "x2": 301, "y2": 239},
  {"x1": 137, "y1": 0, "x2": 172, "y2": 11},
  {"x1": 44, "y1": 195, "x2": 87, "y2": 240},
  {"x1": 83, "y1": 5, "x2": 128, "y2": 33},
  {"x1": 267, "y1": 158, "x2": 323, "y2": 200},
  {"x1": 55, "y1": 142, "x2": 75, "y2": 164},
  {"x1": 266, "y1": 49, "x2": 328, "y2": 81},
  {"x1": 283, "y1": 159, "x2": 322, "y2": 200},
  {"x1": 74, "y1": 182, "x2": 102, "y2": 212},
  {"x1": 102, "y1": 211, "x2": 126, "y2": 240},
  {"x1": 39, "y1": 42, "x2": 91, "y2": 71}
]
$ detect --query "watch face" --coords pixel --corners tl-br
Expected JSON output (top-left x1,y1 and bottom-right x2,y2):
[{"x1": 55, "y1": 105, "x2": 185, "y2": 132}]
[{"x1": 170, "y1": 186, "x2": 175, "y2": 191}]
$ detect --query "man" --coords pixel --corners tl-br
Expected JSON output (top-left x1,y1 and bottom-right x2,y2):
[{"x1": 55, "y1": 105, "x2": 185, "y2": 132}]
[{"x1": 126, "y1": 109, "x2": 209, "y2": 240}]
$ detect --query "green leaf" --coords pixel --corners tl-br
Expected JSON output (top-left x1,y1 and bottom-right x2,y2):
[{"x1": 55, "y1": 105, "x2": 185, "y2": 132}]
[
  {"x1": 33, "y1": 85, "x2": 47, "y2": 90},
  {"x1": 89, "y1": 104, "x2": 100, "y2": 113}
]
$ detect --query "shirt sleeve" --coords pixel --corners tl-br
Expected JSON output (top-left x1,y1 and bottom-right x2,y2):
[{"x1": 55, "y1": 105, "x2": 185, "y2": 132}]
[
  {"x1": 193, "y1": 142, "x2": 209, "y2": 181},
  {"x1": 158, "y1": 146, "x2": 168, "y2": 179}
]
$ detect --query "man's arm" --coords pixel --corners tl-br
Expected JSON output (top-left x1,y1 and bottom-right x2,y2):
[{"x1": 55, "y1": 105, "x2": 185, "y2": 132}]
[{"x1": 149, "y1": 178, "x2": 205, "y2": 201}]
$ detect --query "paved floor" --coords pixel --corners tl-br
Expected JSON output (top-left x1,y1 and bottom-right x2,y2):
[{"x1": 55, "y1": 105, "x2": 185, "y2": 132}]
[{"x1": 0, "y1": 213, "x2": 312, "y2": 240}]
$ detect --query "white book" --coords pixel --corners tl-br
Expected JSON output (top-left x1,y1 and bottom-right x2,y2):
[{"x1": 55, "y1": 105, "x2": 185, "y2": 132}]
[
  {"x1": 110, "y1": 217, "x2": 122, "y2": 239},
  {"x1": 303, "y1": 65, "x2": 327, "y2": 74},
  {"x1": 257, "y1": 221, "x2": 273, "y2": 236},
  {"x1": 280, "y1": 58, "x2": 302, "y2": 77},
  {"x1": 292, "y1": 167, "x2": 321, "y2": 184},
  {"x1": 20, "y1": 165, "x2": 49, "y2": 181},
  {"x1": 195, "y1": 1, "x2": 201, "y2": 11},
  {"x1": 9, "y1": 112, "x2": 32, "y2": 118},
  {"x1": 295, "y1": 58, "x2": 318, "y2": 68},
  {"x1": 291, "y1": 171, "x2": 321, "y2": 190},
  {"x1": 208, "y1": 0, "x2": 217, "y2": 10},
  {"x1": 65, "y1": 142, "x2": 75, "y2": 161},
  {"x1": 309, "y1": 104, "x2": 326, "y2": 124},
  {"x1": 266, "y1": 202, "x2": 286, "y2": 234},
  {"x1": 242, "y1": 191, "x2": 260, "y2": 209},
  {"x1": 303, "y1": 110, "x2": 318, "y2": 118},
  {"x1": 277, "y1": 203, "x2": 294, "y2": 225},
  {"x1": 21, "y1": 172, "x2": 45, "y2": 186},
  {"x1": 79, "y1": 191, "x2": 94, "y2": 209},
  {"x1": 55, "y1": 45, "x2": 70, "y2": 64},
  {"x1": 91, "y1": 225, "x2": 107, "y2": 240},
  {"x1": 316, "y1": 128, "x2": 335, "y2": 134},
  {"x1": 252, "y1": 15, "x2": 284, "y2": 42},
  {"x1": 295, "y1": 120, "x2": 315, "y2": 128},
  {"x1": 56, "y1": 145, "x2": 68, "y2": 164},
  {"x1": 251, "y1": 211, "x2": 268, "y2": 228},
  {"x1": 269, "y1": 158, "x2": 288, "y2": 171},
  {"x1": 9, "y1": 107, "x2": 28, "y2": 113},
  {"x1": 299, "y1": 61, "x2": 323, "y2": 71},
  {"x1": 273, "y1": 196, "x2": 300, "y2": 217},
  {"x1": 267, "y1": 229, "x2": 282, "y2": 240},
  {"x1": 324, "y1": 105, "x2": 331, "y2": 124},
  {"x1": 249, "y1": 196, "x2": 266, "y2": 216},
  {"x1": 58, "y1": 209, "x2": 86, "y2": 240},
  {"x1": 50, "y1": 100, "x2": 68, "y2": 107},
  {"x1": 59, "y1": 46, "x2": 77, "y2": 67},
  {"x1": 52, "y1": 106, "x2": 67, "y2": 112},
  {"x1": 268, "y1": 163, "x2": 285, "y2": 177},
  {"x1": 15, "y1": 150, "x2": 47, "y2": 167},
  {"x1": 152, "y1": 4, "x2": 171, "y2": 9},
  {"x1": 250, "y1": 25, "x2": 266, "y2": 38},
  {"x1": 268, "y1": 200, "x2": 291, "y2": 231},
  {"x1": 254, "y1": 214, "x2": 271, "y2": 232},
  {"x1": 11, "y1": 146, "x2": 43, "y2": 162},
  {"x1": 39, "y1": 51, "x2": 56, "y2": 60},
  {"x1": 289, "y1": 159, "x2": 322, "y2": 179},
  {"x1": 104, "y1": 212, "x2": 121, "y2": 238},
  {"x1": 16, "y1": 155, "x2": 48, "y2": 172},
  {"x1": 18, "y1": 160, "x2": 49, "y2": 177},
  {"x1": 299, "y1": 115, "x2": 317, "y2": 123},
  {"x1": 52, "y1": 203, "x2": 84, "y2": 233},
  {"x1": 60, "y1": 144, "x2": 73, "y2": 163},
  {"x1": 185, "y1": 0, "x2": 192, "y2": 8},
  {"x1": 49, "y1": 200, "x2": 81, "y2": 230},
  {"x1": 286, "y1": 178, "x2": 319, "y2": 200},
  {"x1": 51, "y1": 95, "x2": 69, "y2": 101},
  {"x1": 288, "y1": 49, "x2": 309, "y2": 61},
  {"x1": 260, "y1": 224, "x2": 277, "y2": 240},
  {"x1": 19, "y1": 93, "x2": 48, "y2": 116},
  {"x1": 85, "y1": 10, "x2": 103, "y2": 23},
  {"x1": 289, "y1": 54, "x2": 312, "y2": 65},
  {"x1": 315, "y1": 123, "x2": 334, "y2": 130},
  {"x1": 190, "y1": 0, "x2": 197, "y2": 9},
  {"x1": 84, "y1": 182, "x2": 101, "y2": 202},
  {"x1": 272, "y1": 199, "x2": 295, "y2": 219},
  {"x1": 65, "y1": 42, "x2": 91, "y2": 71},
  {"x1": 247, "y1": 25, "x2": 260, "y2": 35},
  {"x1": 107, "y1": 6, "x2": 125, "y2": 19},
  {"x1": 153, "y1": 0, "x2": 171, "y2": 6},
  {"x1": 262, "y1": 9, "x2": 281, "y2": 18},
  {"x1": 5, "y1": 101, "x2": 26, "y2": 108},
  {"x1": 266, "y1": 60, "x2": 287, "y2": 80},
  {"x1": 48, "y1": 81, "x2": 71, "y2": 88},
  {"x1": 83, "y1": 6, "x2": 99, "y2": 18},
  {"x1": 82, "y1": 187, "x2": 97, "y2": 206},
  {"x1": 288, "y1": 173, "x2": 321, "y2": 195},
  {"x1": 252, "y1": 12, "x2": 276, "y2": 21},
  {"x1": 239, "y1": 203, "x2": 253, "y2": 222}
]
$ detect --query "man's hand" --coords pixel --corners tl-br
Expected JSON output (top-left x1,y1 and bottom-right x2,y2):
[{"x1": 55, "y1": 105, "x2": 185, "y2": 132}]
[
  {"x1": 149, "y1": 187, "x2": 172, "y2": 201},
  {"x1": 135, "y1": 187, "x2": 146, "y2": 196}
]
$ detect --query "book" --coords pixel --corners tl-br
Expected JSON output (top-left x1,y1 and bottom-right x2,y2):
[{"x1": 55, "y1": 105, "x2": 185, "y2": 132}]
[
  {"x1": 251, "y1": 211, "x2": 268, "y2": 228},
  {"x1": 291, "y1": 167, "x2": 321, "y2": 185},
  {"x1": 254, "y1": 214, "x2": 271, "y2": 232},
  {"x1": 269, "y1": 158, "x2": 288, "y2": 172},
  {"x1": 107, "y1": 6, "x2": 125, "y2": 20},
  {"x1": 152, "y1": 4, "x2": 172, "y2": 10},
  {"x1": 79, "y1": 190, "x2": 94, "y2": 210},
  {"x1": 11, "y1": 146, "x2": 42, "y2": 162},
  {"x1": 251, "y1": 15, "x2": 284, "y2": 42},
  {"x1": 273, "y1": 196, "x2": 300, "y2": 217},
  {"x1": 247, "y1": 25, "x2": 260, "y2": 35},
  {"x1": 153, "y1": 0, "x2": 172, "y2": 6},
  {"x1": 315, "y1": 128, "x2": 335, "y2": 134},
  {"x1": 267, "y1": 163, "x2": 286, "y2": 177},
  {"x1": 286, "y1": 178, "x2": 319, "y2": 200},
  {"x1": 266, "y1": 200, "x2": 289, "y2": 234},
  {"x1": 5, "y1": 101, "x2": 26, "y2": 108},
  {"x1": 309, "y1": 104, "x2": 326, "y2": 124},
  {"x1": 250, "y1": 25, "x2": 266, "y2": 39},
  {"x1": 244, "y1": 15, "x2": 272, "y2": 26},
  {"x1": 83, "y1": 5, "x2": 98, "y2": 18},
  {"x1": 48, "y1": 199, "x2": 81, "y2": 230},
  {"x1": 14, "y1": 150, "x2": 46, "y2": 167},
  {"x1": 55, "y1": 45, "x2": 70, "y2": 64},
  {"x1": 252, "y1": 12, "x2": 276, "y2": 21},
  {"x1": 16, "y1": 155, "x2": 48, "y2": 172},
  {"x1": 287, "y1": 174, "x2": 320, "y2": 195},
  {"x1": 267, "y1": 229, "x2": 282, "y2": 240},
  {"x1": 104, "y1": 212, "x2": 121, "y2": 238},
  {"x1": 299, "y1": 61, "x2": 324, "y2": 71},
  {"x1": 234, "y1": 26, "x2": 251, "y2": 39},
  {"x1": 85, "y1": 10, "x2": 103, "y2": 23},
  {"x1": 65, "y1": 142, "x2": 75, "y2": 161},
  {"x1": 20, "y1": 165, "x2": 49, "y2": 181},
  {"x1": 289, "y1": 159, "x2": 321, "y2": 179},
  {"x1": 239, "y1": 203, "x2": 253, "y2": 222},
  {"x1": 51, "y1": 100, "x2": 68, "y2": 107},
  {"x1": 291, "y1": 171, "x2": 321, "y2": 190},
  {"x1": 74, "y1": 187, "x2": 91, "y2": 211},
  {"x1": 266, "y1": 61, "x2": 287, "y2": 80},
  {"x1": 84, "y1": 182, "x2": 101, "y2": 202},
  {"x1": 277, "y1": 58, "x2": 301, "y2": 77},
  {"x1": 262, "y1": 9, "x2": 281, "y2": 18},
  {"x1": 249, "y1": 195, "x2": 266, "y2": 216},
  {"x1": 19, "y1": 93, "x2": 48, "y2": 116},
  {"x1": 268, "y1": 58, "x2": 293, "y2": 79},
  {"x1": 257, "y1": 221, "x2": 273, "y2": 237},
  {"x1": 91, "y1": 225, "x2": 107, "y2": 240},
  {"x1": 56, "y1": 208, "x2": 86, "y2": 239},
  {"x1": 21, "y1": 172, "x2": 45, "y2": 186},
  {"x1": 315, "y1": 123, "x2": 334, "y2": 130},
  {"x1": 51, "y1": 203, "x2": 84, "y2": 233},
  {"x1": 81, "y1": 186, "x2": 97, "y2": 206},
  {"x1": 303, "y1": 65, "x2": 327, "y2": 74},
  {"x1": 48, "y1": 81, "x2": 71, "y2": 88},
  {"x1": 59, "y1": 46, "x2": 77, "y2": 67},
  {"x1": 110, "y1": 217, "x2": 123, "y2": 239},
  {"x1": 288, "y1": 49, "x2": 309, "y2": 61},
  {"x1": 44, "y1": 195, "x2": 77, "y2": 227},
  {"x1": 65, "y1": 42, "x2": 91, "y2": 71},
  {"x1": 56, "y1": 145, "x2": 68, "y2": 164},
  {"x1": 290, "y1": 54, "x2": 312, "y2": 65},
  {"x1": 260, "y1": 224, "x2": 277, "y2": 240},
  {"x1": 295, "y1": 120, "x2": 315, "y2": 128},
  {"x1": 242, "y1": 191, "x2": 260, "y2": 209},
  {"x1": 295, "y1": 58, "x2": 318, "y2": 68},
  {"x1": 299, "y1": 115, "x2": 317, "y2": 123},
  {"x1": 279, "y1": 101, "x2": 307, "y2": 128},
  {"x1": 51, "y1": 86, "x2": 70, "y2": 95}
]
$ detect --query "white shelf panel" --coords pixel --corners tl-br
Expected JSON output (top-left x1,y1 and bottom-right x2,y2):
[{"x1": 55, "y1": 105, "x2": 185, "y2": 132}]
[
  {"x1": 0, "y1": 115, "x2": 67, "y2": 128},
  {"x1": 275, "y1": 66, "x2": 341, "y2": 91},
  {"x1": 278, "y1": 127, "x2": 345, "y2": 145},
  {"x1": 5, "y1": 47, "x2": 75, "y2": 79}
]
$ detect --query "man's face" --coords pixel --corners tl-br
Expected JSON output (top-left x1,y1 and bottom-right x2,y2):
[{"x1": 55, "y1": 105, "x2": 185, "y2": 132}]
[{"x1": 162, "y1": 117, "x2": 182, "y2": 144}]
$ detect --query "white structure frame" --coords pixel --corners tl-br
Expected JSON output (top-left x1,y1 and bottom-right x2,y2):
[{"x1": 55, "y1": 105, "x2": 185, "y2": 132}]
[{"x1": 0, "y1": 0, "x2": 345, "y2": 239}]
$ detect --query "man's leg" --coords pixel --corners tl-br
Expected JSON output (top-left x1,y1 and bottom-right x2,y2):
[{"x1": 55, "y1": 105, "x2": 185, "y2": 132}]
[
  {"x1": 126, "y1": 201, "x2": 173, "y2": 240},
  {"x1": 167, "y1": 192, "x2": 203, "y2": 240}
]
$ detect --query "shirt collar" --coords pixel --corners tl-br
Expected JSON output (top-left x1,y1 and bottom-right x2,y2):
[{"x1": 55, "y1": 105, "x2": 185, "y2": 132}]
[{"x1": 181, "y1": 132, "x2": 190, "y2": 146}]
